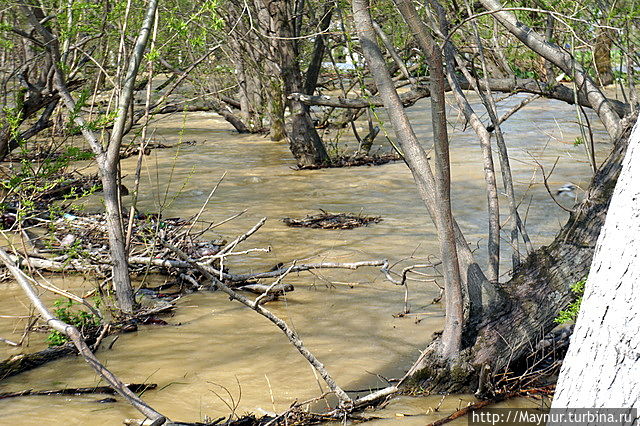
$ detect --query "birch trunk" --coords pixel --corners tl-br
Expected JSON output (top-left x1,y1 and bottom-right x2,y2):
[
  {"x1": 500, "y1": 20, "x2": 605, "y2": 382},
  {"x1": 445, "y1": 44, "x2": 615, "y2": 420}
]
[{"x1": 552, "y1": 115, "x2": 640, "y2": 411}]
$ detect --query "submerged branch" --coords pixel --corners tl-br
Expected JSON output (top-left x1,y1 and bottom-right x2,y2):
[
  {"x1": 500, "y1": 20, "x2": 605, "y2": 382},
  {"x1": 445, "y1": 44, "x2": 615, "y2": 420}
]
[{"x1": 0, "y1": 247, "x2": 167, "y2": 424}]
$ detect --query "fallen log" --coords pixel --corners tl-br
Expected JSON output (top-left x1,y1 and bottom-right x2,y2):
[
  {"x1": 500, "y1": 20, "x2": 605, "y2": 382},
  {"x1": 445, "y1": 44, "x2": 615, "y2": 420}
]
[
  {"x1": 290, "y1": 77, "x2": 630, "y2": 118},
  {"x1": 0, "y1": 345, "x2": 76, "y2": 380},
  {"x1": 0, "y1": 383, "x2": 157, "y2": 400}
]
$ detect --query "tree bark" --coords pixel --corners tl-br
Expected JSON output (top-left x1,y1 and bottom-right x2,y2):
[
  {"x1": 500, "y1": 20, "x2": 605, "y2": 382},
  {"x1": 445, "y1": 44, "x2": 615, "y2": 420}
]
[
  {"x1": 303, "y1": 4, "x2": 333, "y2": 95},
  {"x1": 594, "y1": 27, "x2": 615, "y2": 86},
  {"x1": 404, "y1": 115, "x2": 636, "y2": 393},
  {"x1": 551, "y1": 115, "x2": 640, "y2": 411},
  {"x1": 261, "y1": 0, "x2": 331, "y2": 167}
]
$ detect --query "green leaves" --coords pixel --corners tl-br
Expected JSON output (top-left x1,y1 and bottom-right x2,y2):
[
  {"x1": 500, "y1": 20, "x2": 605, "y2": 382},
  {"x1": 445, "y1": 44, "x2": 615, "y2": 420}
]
[
  {"x1": 47, "y1": 298, "x2": 101, "y2": 346},
  {"x1": 555, "y1": 278, "x2": 586, "y2": 324}
]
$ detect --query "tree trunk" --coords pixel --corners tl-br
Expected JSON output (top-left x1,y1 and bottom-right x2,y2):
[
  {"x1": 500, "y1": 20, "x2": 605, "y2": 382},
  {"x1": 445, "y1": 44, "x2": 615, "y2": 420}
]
[
  {"x1": 404, "y1": 115, "x2": 636, "y2": 393},
  {"x1": 303, "y1": 4, "x2": 333, "y2": 95},
  {"x1": 354, "y1": 0, "x2": 484, "y2": 361},
  {"x1": 551, "y1": 115, "x2": 640, "y2": 411},
  {"x1": 594, "y1": 27, "x2": 615, "y2": 86},
  {"x1": 261, "y1": 0, "x2": 331, "y2": 167},
  {"x1": 98, "y1": 160, "x2": 134, "y2": 313},
  {"x1": 418, "y1": 3, "x2": 464, "y2": 359}
]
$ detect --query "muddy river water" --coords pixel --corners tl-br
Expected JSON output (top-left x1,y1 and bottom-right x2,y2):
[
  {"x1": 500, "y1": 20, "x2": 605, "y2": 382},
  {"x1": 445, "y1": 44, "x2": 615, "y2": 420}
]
[{"x1": 0, "y1": 93, "x2": 612, "y2": 424}]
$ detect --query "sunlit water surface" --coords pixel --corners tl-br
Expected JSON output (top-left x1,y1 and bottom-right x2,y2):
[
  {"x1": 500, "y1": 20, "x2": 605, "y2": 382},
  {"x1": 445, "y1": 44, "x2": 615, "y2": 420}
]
[{"x1": 0, "y1": 93, "x2": 610, "y2": 424}]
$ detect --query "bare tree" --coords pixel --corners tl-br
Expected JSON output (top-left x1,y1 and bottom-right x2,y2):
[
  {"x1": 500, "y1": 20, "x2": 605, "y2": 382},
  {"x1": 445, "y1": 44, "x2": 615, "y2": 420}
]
[
  {"x1": 350, "y1": 0, "x2": 638, "y2": 393},
  {"x1": 353, "y1": 0, "x2": 467, "y2": 359},
  {"x1": 18, "y1": 0, "x2": 159, "y2": 313}
]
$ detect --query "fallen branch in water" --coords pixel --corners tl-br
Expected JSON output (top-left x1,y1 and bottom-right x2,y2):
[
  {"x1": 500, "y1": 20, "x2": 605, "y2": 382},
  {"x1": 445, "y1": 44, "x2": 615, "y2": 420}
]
[
  {"x1": 0, "y1": 246, "x2": 168, "y2": 424},
  {"x1": 162, "y1": 235, "x2": 354, "y2": 409},
  {"x1": 282, "y1": 210, "x2": 382, "y2": 229},
  {"x1": 0, "y1": 337, "x2": 19, "y2": 346},
  {"x1": 0, "y1": 383, "x2": 157, "y2": 400},
  {"x1": 0, "y1": 345, "x2": 76, "y2": 380}
]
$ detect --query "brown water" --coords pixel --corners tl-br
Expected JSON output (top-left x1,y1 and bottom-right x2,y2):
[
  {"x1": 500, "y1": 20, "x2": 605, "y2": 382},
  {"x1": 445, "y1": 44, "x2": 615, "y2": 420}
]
[{"x1": 0, "y1": 94, "x2": 608, "y2": 424}]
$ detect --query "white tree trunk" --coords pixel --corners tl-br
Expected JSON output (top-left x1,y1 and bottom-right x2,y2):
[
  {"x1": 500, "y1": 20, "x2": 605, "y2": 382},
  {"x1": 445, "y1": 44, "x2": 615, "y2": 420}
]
[{"x1": 552, "y1": 115, "x2": 640, "y2": 412}]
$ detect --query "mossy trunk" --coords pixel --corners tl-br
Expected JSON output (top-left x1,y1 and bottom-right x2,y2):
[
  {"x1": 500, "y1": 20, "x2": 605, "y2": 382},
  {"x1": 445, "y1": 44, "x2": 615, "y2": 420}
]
[
  {"x1": 268, "y1": 79, "x2": 286, "y2": 142},
  {"x1": 594, "y1": 27, "x2": 615, "y2": 86}
]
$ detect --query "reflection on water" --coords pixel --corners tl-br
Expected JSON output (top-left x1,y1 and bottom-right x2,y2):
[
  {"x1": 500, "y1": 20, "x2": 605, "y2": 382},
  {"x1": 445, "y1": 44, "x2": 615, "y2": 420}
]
[{"x1": 0, "y1": 94, "x2": 607, "y2": 424}]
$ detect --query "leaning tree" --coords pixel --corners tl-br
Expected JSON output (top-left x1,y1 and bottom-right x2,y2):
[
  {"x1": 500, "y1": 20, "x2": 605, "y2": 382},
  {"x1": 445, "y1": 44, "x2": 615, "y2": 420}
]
[{"x1": 351, "y1": 0, "x2": 638, "y2": 392}]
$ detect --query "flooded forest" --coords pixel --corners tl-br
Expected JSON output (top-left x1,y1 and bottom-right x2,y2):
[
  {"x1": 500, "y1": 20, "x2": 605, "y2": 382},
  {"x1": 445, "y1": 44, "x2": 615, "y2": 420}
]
[{"x1": 1, "y1": 0, "x2": 639, "y2": 424}]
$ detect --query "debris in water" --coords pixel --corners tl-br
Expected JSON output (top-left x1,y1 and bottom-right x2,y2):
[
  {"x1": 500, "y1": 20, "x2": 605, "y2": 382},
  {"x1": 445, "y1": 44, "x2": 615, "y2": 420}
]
[{"x1": 282, "y1": 210, "x2": 382, "y2": 230}]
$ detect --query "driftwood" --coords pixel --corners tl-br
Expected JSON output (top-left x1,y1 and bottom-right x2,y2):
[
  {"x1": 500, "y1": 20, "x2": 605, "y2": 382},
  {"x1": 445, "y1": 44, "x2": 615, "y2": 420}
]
[
  {"x1": 282, "y1": 211, "x2": 382, "y2": 229},
  {"x1": 297, "y1": 152, "x2": 401, "y2": 170},
  {"x1": 0, "y1": 344, "x2": 76, "y2": 380},
  {"x1": 0, "y1": 383, "x2": 156, "y2": 400}
]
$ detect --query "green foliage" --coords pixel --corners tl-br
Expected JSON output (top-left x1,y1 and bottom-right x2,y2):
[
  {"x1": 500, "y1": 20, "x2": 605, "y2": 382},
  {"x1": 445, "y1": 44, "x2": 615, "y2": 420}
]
[
  {"x1": 573, "y1": 136, "x2": 585, "y2": 146},
  {"x1": 47, "y1": 298, "x2": 101, "y2": 346},
  {"x1": 0, "y1": 143, "x2": 97, "y2": 228},
  {"x1": 555, "y1": 279, "x2": 586, "y2": 324},
  {"x1": 0, "y1": 22, "x2": 15, "y2": 49},
  {"x1": 66, "y1": 88, "x2": 116, "y2": 133}
]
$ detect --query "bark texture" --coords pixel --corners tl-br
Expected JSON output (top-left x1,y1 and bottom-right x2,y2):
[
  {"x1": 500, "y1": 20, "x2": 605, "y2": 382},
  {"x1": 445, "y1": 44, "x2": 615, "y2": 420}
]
[
  {"x1": 405, "y1": 115, "x2": 637, "y2": 393},
  {"x1": 261, "y1": 0, "x2": 330, "y2": 167},
  {"x1": 552, "y1": 115, "x2": 640, "y2": 411},
  {"x1": 594, "y1": 27, "x2": 615, "y2": 86}
]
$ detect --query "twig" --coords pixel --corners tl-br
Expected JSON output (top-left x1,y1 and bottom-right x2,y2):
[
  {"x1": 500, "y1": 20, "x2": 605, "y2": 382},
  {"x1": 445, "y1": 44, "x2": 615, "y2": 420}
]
[
  {"x1": 254, "y1": 263, "x2": 296, "y2": 306},
  {"x1": 208, "y1": 209, "x2": 248, "y2": 229},
  {"x1": 227, "y1": 260, "x2": 389, "y2": 282},
  {"x1": 487, "y1": 94, "x2": 540, "y2": 132},
  {"x1": 0, "y1": 337, "x2": 19, "y2": 346},
  {"x1": 186, "y1": 172, "x2": 227, "y2": 235},
  {"x1": 532, "y1": 156, "x2": 574, "y2": 213},
  {"x1": 92, "y1": 323, "x2": 111, "y2": 352},
  {"x1": 18, "y1": 316, "x2": 39, "y2": 346},
  {"x1": 218, "y1": 217, "x2": 267, "y2": 255}
]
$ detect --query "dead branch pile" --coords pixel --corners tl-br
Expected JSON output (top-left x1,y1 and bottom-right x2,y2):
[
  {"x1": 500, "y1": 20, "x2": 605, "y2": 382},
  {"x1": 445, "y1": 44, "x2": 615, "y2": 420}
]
[
  {"x1": 282, "y1": 210, "x2": 382, "y2": 229},
  {"x1": 3, "y1": 211, "x2": 389, "y2": 303},
  {"x1": 297, "y1": 152, "x2": 401, "y2": 170},
  {"x1": 1, "y1": 211, "x2": 221, "y2": 278}
]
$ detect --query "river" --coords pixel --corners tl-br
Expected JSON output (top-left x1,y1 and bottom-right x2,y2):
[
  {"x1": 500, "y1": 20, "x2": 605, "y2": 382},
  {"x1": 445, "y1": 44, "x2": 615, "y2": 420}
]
[{"x1": 0, "y1": 93, "x2": 610, "y2": 424}]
